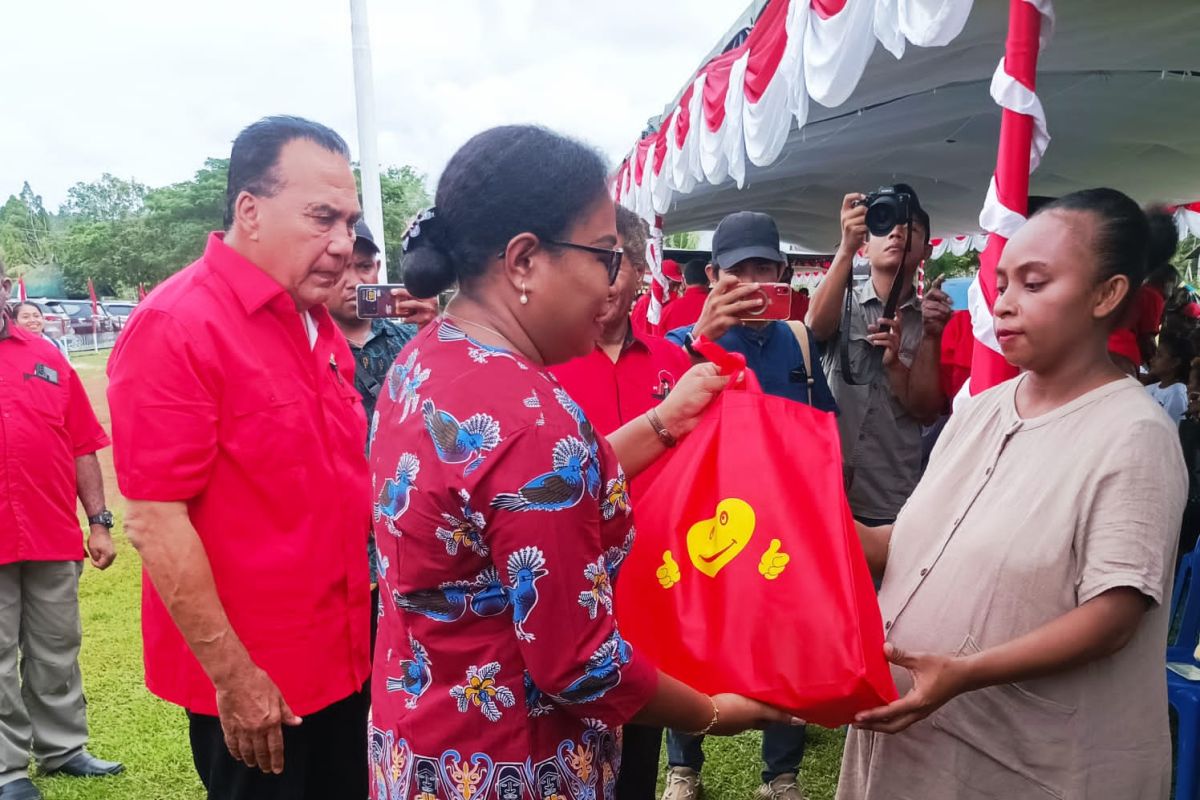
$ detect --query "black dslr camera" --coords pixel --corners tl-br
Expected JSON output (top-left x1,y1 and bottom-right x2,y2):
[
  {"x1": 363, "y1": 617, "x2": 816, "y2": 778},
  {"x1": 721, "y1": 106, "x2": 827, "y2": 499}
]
[{"x1": 856, "y1": 186, "x2": 914, "y2": 236}]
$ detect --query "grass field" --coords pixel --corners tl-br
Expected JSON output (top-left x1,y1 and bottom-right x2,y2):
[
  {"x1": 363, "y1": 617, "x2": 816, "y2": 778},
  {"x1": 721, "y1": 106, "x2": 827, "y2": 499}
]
[{"x1": 26, "y1": 350, "x2": 845, "y2": 800}]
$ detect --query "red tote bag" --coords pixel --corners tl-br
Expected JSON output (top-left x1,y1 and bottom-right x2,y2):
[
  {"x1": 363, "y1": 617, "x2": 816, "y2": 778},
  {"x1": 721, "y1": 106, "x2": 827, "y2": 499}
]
[{"x1": 615, "y1": 341, "x2": 896, "y2": 726}]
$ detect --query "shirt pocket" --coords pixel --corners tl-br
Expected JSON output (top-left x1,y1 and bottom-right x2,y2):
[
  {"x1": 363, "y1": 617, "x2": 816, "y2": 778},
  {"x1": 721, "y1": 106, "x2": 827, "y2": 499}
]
[
  {"x1": 224, "y1": 376, "x2": 310, "y2": 472},
  {"x1": 24, "y1": 374, "x2": 67, "y2": 426},
  {"x1": 930, "y1": 634, "x2": 1076, "y2": 799}
]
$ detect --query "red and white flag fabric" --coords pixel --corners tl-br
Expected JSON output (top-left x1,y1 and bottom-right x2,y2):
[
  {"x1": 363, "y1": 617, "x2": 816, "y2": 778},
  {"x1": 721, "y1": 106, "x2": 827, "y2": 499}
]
[
  {"x1": 87, "y1": 278, "x2": 99, "y2": 317},
  {"x1": 16, "y1": 277, "x2": 27, "y2": 302}
]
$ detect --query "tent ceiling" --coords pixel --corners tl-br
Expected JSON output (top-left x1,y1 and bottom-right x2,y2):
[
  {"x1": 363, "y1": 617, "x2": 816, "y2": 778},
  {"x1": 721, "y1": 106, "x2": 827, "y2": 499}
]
[{"x1": 654, "y1": 1, "x2": 1200, "y2": 249}]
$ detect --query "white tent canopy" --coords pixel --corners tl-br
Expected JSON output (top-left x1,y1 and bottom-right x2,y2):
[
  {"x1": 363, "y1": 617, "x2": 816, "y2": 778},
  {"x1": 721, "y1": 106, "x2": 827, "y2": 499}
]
[{"x1": 625, "y1": 1, "x2": 1200, "y2": 250}]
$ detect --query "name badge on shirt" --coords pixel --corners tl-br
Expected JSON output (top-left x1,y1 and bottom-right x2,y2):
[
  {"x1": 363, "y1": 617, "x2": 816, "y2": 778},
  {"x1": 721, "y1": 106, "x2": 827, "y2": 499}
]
[{"x1": 28, "y1": 363, "x2": 60, "y2": 386}]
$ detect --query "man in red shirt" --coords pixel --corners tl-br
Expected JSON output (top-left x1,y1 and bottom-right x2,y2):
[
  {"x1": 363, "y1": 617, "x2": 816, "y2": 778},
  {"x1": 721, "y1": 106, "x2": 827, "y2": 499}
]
[
  {"x1": 108, "y1": 116, "x2": 371, "y2": 799},
  {"x1": 550, "y1": 205, "x2": 692, "y2": 800},
  {"x1": 659, "y1": 258, "x2": 710, "y2": 333},
  {"x1": 632, "y1": 258, "x2": 685, "y2": 339},
  {"x1": 0, "y1": 257, "x2": 123, "y2": 800}
]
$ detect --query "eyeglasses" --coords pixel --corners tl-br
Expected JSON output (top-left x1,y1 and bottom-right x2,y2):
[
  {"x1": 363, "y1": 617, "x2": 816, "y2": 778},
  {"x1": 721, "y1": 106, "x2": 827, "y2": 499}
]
[{"x1": 543, "y1": 240, "x2": 623, "y2": 285}]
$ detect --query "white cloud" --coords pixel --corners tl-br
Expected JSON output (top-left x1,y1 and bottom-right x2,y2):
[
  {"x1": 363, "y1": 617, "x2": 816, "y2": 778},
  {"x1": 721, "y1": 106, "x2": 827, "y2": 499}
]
[{"x1": 0, "y1": 0, "x2": 737, "y2": 209}]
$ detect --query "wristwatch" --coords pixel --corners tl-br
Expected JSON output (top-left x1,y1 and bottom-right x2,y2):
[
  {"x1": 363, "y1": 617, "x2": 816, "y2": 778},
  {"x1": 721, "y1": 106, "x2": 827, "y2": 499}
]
[
  {"x1": 87, "y1": 510, "x2": 114, "y2": 530},
  {"x1": 683, "y1": 333, "x2": 705, "y2": 360}
]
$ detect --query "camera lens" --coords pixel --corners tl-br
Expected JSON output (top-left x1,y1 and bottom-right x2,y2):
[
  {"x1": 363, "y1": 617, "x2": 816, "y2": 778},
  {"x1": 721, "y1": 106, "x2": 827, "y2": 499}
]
[{"x1": 866, "y1": 197, "x2": 899, "y2": 236}]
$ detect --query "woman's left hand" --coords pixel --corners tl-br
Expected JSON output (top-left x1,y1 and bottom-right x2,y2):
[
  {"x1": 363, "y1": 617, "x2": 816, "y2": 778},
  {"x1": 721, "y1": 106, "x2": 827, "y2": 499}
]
[
  {"x1": 852, "y1": 643, "x2": 970, "y2": 734},
  {"x1": 656, "y1": 362, "x2": 731, "y2": 439}
]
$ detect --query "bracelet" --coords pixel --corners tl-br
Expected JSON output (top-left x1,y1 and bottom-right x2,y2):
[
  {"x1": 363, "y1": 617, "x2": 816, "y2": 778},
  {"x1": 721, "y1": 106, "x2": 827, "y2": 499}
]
[
  {"x1": 646, "y1": 408, "x2": 677, "y2": 448},
  {"x1": 688, "y1": 695, "x2": 720, "y2": 736}
]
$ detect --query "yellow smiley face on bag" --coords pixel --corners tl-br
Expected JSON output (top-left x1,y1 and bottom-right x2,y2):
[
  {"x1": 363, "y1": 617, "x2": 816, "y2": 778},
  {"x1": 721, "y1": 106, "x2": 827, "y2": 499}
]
[{"x1": 686, "y1": 498, "x2": 756, "y2": 577}]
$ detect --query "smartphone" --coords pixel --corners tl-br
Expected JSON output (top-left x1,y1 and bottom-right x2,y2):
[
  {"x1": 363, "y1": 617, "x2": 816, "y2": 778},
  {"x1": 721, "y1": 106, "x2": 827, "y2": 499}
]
[
  {"x1": 738, "y1": 283, "x2": 793, "y2": 321},
  {"x1": 356, "y1": 284, "x2": 407, "y2": 319}
]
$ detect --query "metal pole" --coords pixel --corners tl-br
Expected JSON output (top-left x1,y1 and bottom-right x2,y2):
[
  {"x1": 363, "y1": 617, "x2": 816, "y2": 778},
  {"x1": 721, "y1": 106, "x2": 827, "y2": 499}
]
[{"x1": 350, "y1": 0, "x2": 387, "y2": 279}]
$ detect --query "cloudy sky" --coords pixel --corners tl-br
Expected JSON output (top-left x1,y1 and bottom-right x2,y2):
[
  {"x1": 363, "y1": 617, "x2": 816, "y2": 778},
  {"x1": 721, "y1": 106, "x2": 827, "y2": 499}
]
[{"x1": 1, "y1": 0, "x2": 739, "y2": 210}]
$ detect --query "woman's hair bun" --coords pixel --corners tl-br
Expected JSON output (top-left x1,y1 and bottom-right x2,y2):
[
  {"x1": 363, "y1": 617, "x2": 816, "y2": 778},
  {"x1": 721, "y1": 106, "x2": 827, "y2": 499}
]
[{"x1": 400, "y1": 207, "x2": 456, "y2": 298}]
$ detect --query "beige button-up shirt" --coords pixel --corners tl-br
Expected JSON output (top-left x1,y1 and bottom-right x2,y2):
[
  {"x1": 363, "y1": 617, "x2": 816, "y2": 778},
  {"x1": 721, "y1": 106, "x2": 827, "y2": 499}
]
[
  {"x1": 821, "y1": 276, "x2": 924, "y2": 521},
  {"x1": 838, "y1": 376, "x2": 1186, "y2": 800}
]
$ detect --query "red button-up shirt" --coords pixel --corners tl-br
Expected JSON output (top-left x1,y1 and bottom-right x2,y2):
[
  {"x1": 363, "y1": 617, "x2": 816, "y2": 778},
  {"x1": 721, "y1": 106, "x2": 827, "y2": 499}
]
[
  {"x1": 0, "y1": 322, "x2": 109, "y2": 565},
  {"x1": 107, "y1": 233, "x2": 371, "y2": 717}
]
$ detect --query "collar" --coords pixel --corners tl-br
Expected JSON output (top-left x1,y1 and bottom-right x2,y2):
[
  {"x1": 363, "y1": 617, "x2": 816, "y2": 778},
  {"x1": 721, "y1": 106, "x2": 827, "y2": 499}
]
[
  {"x1": 683, "y1": 285, "x2": 709, "y2": 297},
  {"x1": 728, "y1": 321, "x2": 780, "y2": 345},
  {"x1": 855, "y1": 270, "x2": 920, "y2": 312},
  {"x1": 0, "y1": 318, "x2": 36, "y2": 344},
  {"x1": 204, "y1": 232, "x2": 293, "y2": 316}
]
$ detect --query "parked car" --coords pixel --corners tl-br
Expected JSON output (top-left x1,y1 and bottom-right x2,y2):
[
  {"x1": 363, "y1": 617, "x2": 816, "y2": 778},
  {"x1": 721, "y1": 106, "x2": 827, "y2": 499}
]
[
  {"x1": 38, "y1": 298, "x2": 117, "y2": 336},
  {"x1": 102, "y1": 301, "x2": 137, "y2": 328}
]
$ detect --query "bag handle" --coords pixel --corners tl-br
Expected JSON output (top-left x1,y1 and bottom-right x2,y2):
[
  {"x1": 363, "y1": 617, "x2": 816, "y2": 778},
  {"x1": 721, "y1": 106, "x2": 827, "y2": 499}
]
[{"x1": 690, "y1": 335, "x2": 762, "y2": 393}]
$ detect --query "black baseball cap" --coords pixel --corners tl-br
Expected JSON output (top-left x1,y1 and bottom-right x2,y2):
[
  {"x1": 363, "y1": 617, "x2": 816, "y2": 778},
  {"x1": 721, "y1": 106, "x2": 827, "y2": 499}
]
[
  {"x1": 712, "y1": 211, "x2": 784, "y2": 269},
  {"x1": 354, "y1": 220, "x2": 379, "y2": 254}
]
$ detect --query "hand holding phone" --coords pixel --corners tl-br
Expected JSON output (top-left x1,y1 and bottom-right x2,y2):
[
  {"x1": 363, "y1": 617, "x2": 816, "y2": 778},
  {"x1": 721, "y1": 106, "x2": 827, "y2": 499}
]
[
  {"x1": 736, "y1": 283, "x2": 793, "y2": 321},
  {"x1": 356, "y1": 284, "x2": 439, "y2": 327}
]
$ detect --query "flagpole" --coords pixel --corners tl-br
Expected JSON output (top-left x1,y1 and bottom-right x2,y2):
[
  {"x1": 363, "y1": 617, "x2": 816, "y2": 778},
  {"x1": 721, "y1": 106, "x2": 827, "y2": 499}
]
[{"x1": 350, "y1": 0, "x2": 388, "y2": 280}]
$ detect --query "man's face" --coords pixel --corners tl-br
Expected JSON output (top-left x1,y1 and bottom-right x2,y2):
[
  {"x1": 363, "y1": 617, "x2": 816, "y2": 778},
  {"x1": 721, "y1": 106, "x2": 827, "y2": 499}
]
[
  {"x1": 327, "y1": 243, "x2": 380, "y2": 326},
  {"x1": 865, "y1": 220, "x2": 931, "y2": 275},
  {"x1": 243, "y1": 138, "x2": 361, "y2": 310},
  {"x1": 719, "y1": 257, "x2": 784, "y2": 286},
  {"x1": 597, "y1": 235, "x2": 640, "y2": 333}
]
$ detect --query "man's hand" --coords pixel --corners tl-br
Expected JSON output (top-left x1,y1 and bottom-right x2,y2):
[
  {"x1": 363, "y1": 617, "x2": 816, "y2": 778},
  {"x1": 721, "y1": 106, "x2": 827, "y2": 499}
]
[
  {"x1": 691, "y1": 274, "x2": 764, "y2": 343},
  {"x1": 215, "y1": 665, "x2": 303, "y2": 775},
  {"x1": 867, "y1": 316, "x2": 903, "y2": 367},
  {"x1": 839, "y1": 193, "x2": 868, "y2": 256},
  {"x1": 86, "y1": 526, "x2": 116, "y2": 570},
  {"x1": 922, "y1": 283, "x2": 953, "y2": 338},
  {"x1": 388, "y1": 287, "x2": 439, "y2": 328}
]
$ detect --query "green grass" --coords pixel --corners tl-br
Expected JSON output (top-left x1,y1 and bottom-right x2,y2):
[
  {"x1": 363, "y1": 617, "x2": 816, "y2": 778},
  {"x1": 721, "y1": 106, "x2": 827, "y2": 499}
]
[{"x1": 656, "y1": 728, "x2": 845, "y2": 800}]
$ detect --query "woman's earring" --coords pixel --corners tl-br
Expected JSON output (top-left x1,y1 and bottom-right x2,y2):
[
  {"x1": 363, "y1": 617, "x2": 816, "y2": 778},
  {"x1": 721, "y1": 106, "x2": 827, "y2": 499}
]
[{"x1": 520, "y1": 283, "x2": 529, "y2": 305}]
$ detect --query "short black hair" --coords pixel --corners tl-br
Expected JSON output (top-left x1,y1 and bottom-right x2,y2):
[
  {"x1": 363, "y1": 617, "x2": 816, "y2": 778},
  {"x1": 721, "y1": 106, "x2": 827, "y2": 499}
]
[
  {"x1": 683, "y1": 258, "x2": 708, "y2": 286},
  {"x1": 224, "y1": 115, "x2": 351, "y2": 228},
  {"x1": 402, "y1": 126, "x2": 610, "y2": 299},
  {"x1": 1158, "y1": 334, "x2": 1194, "y2": 383}
]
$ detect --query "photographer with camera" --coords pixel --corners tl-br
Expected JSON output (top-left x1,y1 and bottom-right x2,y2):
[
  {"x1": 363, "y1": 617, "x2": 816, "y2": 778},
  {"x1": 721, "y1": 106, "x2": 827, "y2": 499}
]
[{"x1": 807, "y1": 184, "x2": 950, "y2": 526}]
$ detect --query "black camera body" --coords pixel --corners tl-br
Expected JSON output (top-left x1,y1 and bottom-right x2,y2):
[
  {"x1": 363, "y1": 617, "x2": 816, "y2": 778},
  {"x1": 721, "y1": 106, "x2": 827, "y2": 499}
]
[{"x1": 857, "y1": 187, "x2": 914, "y2": 236}]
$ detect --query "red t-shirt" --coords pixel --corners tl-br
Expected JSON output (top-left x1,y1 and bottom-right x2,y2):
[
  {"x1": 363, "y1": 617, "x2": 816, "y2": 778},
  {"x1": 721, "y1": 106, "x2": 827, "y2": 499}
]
[
  {"x1": 0, "y1": 323, "x2": 109, "y2": 565},
  {"x1": 107, "y1": 233, "x2": 371, "y2": 716},
  {"x1": 368, "y1": 320, "x2": 657, "y2": 800},
  {"x1": 659, "y1": 286, "x2": 708, "y2": 333},
  {"x1": 939, "y1": 310, "x2": 974, "y2": 401},
  {"x1": 1130, "y1": 285, "x2": 1166, "y2": 338}
]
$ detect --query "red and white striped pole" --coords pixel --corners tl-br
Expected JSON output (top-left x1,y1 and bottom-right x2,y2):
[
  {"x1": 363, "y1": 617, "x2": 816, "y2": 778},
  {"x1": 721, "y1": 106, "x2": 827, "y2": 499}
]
[{"x1": 967, "y1": 0, "x2": 1051, "y2": 396}]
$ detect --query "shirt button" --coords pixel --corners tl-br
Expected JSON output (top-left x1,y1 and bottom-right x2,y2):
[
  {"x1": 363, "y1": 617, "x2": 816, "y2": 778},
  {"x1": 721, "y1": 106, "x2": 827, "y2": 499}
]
[
  {"x1": 920, "y1": 568, "x2": 928, "y2": 577},
  {"x1": 884, "y1": 620, "x2": 893, "y2": 630},
  {"x1": 985, "y1": 466, "x2": 993, "y2": 476}
]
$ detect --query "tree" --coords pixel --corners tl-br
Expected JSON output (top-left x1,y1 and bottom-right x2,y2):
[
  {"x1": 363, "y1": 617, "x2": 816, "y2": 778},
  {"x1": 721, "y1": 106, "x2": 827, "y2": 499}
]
[
  {"x1": 664, "y1": 231, "x2": 700, "y2": 250},
  {"x1": 60, "y1": 174, "x2": 147, "y2": 222},
  {"x1": 364, "y1": 165, "x2": 431, "y2": 277},
  {"x1": 0, "y1": 182, "x2": 57, "y2": 273},
  {"x1": 923, "y1": 251, "x2": 978, "y2": 285}
]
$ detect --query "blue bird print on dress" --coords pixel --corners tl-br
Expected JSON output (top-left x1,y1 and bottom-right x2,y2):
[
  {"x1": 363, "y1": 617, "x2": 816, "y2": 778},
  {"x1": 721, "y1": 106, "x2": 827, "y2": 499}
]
[
  {"x1": 423, "y1": 400, "x2": 502, "y2": 477},
  {"x1": 393, "y1": 581, "x2": 472, "y2": 623},
  {"x1": 386, "y1": 633, "x2": 433, "y2": 709},
  {"x1": 553, "y1": 388, "x2": 601, "y2": 498},
  {"x1": 505, "y1": 546, "x2": 548, "y2": 642},
  {"x1": 435, "y1": 489, "x2": 489, "y2": 558},
  {"x1": 470, "y1": 566, "x2": 512, "y2": 617},
  {"x1": 523, "y1": 671, "x2": 554, "y2": 717},
  {"x1": 490, "y1": 437, "x2": 592, "y2": 513},
  {"x1": 603, "y1": 529, "x2": 636, "y2": 585},
  {"x1": 552, "y1": 630, "x2": 634, "y2": 705},
  {"x1": 387, "y1": 351, "x2": 432, "y2": 422},
  {"x1": 374, "y1": 453, "x2": 420, "y2": 537}
]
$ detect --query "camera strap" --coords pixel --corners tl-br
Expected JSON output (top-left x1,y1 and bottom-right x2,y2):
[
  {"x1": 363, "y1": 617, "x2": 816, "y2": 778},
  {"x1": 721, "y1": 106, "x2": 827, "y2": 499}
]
[{"x1": 838, "y1": 219, "x2": 913, "y2": 387}]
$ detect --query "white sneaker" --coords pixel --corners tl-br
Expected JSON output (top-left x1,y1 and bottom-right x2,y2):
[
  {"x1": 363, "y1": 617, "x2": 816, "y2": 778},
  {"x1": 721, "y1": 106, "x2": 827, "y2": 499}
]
[
  {"x1": 661, "y1": 766, "x2": 702, "y2": 800},
  {"x1": 754, "y1": 773, "x2": 806, "y2": 800}
]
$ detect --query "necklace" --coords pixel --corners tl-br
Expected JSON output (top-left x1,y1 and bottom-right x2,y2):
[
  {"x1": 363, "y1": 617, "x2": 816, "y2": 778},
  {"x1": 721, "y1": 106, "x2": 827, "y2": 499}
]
[{"x1": 443, "y1": 307, "x2": 513, "y2": 347}]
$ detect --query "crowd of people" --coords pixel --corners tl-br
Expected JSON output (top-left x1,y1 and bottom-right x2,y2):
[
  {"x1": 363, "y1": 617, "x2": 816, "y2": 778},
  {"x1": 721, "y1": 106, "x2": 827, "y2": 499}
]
[{"x1": 0, "y1": 113, "x2": 1192, "y2": 800}]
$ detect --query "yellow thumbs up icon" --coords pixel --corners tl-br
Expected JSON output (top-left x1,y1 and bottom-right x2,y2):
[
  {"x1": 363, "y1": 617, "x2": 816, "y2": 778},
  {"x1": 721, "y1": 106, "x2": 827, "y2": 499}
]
[
  {"x1": 758, "y1": 538, "x2": 789, "y2": 580},
  {"x1": 657, "y1": 550, "x2": 681, "y2": 589}
]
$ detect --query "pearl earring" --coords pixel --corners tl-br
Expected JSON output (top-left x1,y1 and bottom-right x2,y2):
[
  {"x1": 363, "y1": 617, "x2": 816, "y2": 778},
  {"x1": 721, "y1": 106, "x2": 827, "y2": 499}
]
[{"x1": 520, "y1": 283, "x2": 529, "y2": 305}]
